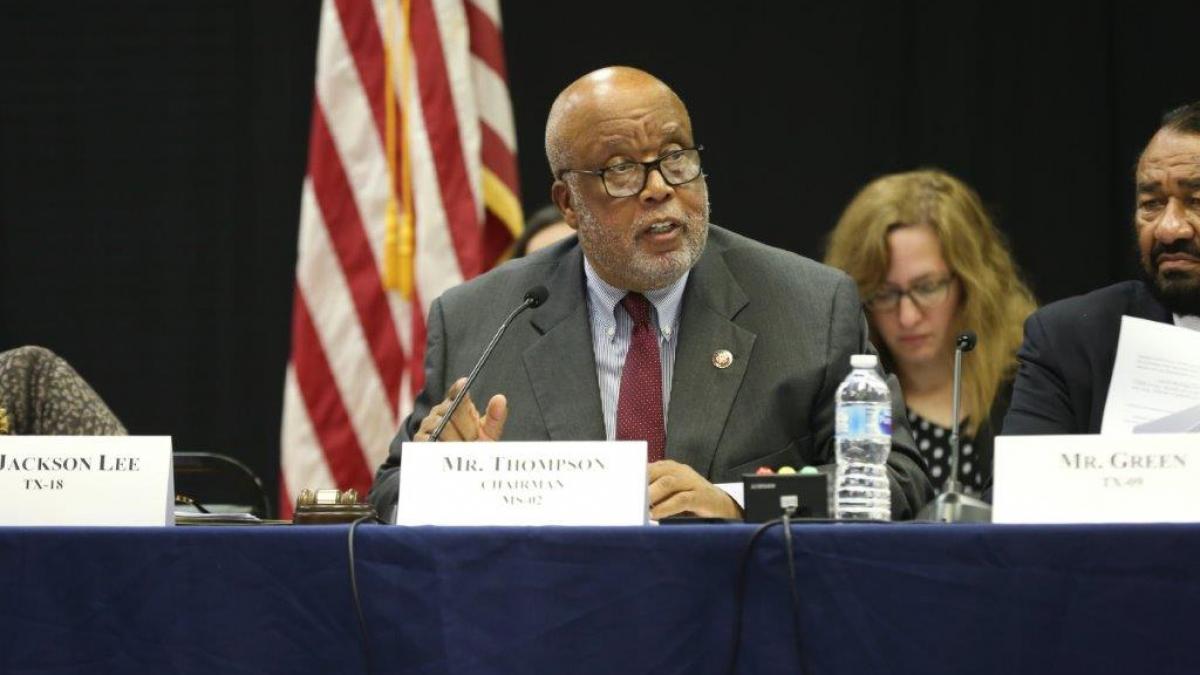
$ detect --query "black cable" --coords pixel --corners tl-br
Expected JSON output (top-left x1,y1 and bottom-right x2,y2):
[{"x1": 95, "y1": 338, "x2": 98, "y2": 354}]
[
  {"x1": 780, "y1": 513, "x2": 810, "y2": 675},
  {"x1": 728, "y1": 514, "x2": 813, "y2": 675},
  {"x1": 728, "y1": 518, "x2": 781, "y2": 674},
  {"x1": 348, "y1": 514, "x2": 384, "y2": 675}
]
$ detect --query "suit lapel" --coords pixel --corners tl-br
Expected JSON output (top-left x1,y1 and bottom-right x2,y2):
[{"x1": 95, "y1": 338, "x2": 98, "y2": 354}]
[
  {"x1": 666, "y1": 245, "x2": 755, "y2": 477},
  {"x1": 523, "y1": 246, "x2": 606, "y2": 440}
]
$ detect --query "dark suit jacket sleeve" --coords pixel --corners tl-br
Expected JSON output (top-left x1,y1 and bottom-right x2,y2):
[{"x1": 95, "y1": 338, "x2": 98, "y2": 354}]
[
  {"x1": 823, "y1": 276, "x2": 934, "y2": 519},
  {"x1": 883, "y1": 369, "x2": 934, "y2": 519},
  {"x1": 367, "y1": 297, "x2": 449, "y2": 521},
  {"x1": 1003, "y1": 311, "x2": 1078, "y2": 435}
]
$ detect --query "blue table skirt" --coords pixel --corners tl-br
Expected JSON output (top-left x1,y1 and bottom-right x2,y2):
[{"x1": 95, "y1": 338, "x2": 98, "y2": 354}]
[{"x1": 1, "y1": 523, "x2": 1198, "y2": 674}]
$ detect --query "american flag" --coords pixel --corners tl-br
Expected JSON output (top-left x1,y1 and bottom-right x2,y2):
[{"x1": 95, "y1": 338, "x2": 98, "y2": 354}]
[{"x1": 280, "y1": 0, "x2": 520, "y2": 518}]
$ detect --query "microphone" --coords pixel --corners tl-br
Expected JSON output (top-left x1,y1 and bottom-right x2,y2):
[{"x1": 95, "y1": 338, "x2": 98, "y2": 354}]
[
  {"x1": 956, "y1": 331, "x2": 977, "y2": 352},
  {"x1": 947, "y1": 330, "x2": 976, "y2": 491},
  {"x1": 917, "y1": 330, "x2": 992, "y2": 522},
  {"x1": 428, "y1": 285, "x2": 549, "y2": 442},
  {"x1": 524, "y1": 285, "x2": 549, "y2": 308}
]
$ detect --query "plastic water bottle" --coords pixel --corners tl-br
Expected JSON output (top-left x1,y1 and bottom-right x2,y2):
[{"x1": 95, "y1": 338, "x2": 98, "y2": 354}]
[{"x1": 834, "y1": 354, "x2": 892, "y2": 520}]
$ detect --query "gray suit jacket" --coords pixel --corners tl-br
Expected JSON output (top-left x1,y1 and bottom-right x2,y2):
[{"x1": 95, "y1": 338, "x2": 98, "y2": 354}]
[{"x1": 368, "y1": 225, "x2": 933, "y2": 519}]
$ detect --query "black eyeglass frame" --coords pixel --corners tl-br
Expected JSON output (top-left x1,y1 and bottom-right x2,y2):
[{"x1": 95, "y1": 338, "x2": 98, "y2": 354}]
[
  {"x1": 864, "y1": 274, "x2": 957, "y2": 313},
  {"x1": 556, "y1": 145, "x2": 705, "y2": 198}
]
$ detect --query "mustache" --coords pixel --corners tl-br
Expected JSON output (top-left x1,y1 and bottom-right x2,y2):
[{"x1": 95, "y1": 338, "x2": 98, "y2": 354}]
[
  {"x1": 1152, "y1": 240, "x2": 1200, "y2": 265},
  {"x1": 632, "y1": 209, "x2": 703, "y2": 230}
]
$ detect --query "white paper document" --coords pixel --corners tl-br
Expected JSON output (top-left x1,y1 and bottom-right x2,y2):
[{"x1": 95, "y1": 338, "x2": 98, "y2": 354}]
[{"x1": 1101, "y1": 316, "x2": 1200, "y2": 434}]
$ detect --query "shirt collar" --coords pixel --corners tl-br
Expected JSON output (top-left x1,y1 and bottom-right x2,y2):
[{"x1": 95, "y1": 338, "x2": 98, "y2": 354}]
[{"x1": 583, "y1": 256, "x2": 689, "y2": 337}]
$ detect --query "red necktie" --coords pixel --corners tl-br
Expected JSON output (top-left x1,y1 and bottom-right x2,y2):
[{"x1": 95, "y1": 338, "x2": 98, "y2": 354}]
[{"x1": 616, "y1": 293, "x2": 666, "y2": 462}]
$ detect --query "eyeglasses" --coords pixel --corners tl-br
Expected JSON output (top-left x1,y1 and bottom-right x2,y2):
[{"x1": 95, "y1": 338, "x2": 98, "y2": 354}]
[
  {"x1": 557, "y1": 146, "x2": 704, "y2": 198},
  {"x1": 865, "y1": 275, "x2": 956, "y2": 313}
]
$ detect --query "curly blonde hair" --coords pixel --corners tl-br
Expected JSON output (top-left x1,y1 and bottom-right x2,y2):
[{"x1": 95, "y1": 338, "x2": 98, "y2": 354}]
[{"x1": 824, "y1": 169, "x2": 1036, "y2": 431}]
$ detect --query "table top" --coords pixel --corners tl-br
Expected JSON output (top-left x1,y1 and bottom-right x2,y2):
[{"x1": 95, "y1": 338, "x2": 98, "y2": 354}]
[{"x1": 2, "y1": 522, "x2": 1197, "y2": 674}]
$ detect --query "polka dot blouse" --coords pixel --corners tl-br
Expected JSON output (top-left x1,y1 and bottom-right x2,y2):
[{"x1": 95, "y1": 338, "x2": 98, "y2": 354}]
[{"x1": 907, "y1": 409, "x2": 985, "y2": 496}]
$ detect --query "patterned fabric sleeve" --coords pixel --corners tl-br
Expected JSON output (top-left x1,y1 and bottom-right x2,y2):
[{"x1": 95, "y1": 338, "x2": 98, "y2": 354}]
[{"x1": 0, "y1": 346, "x2": 127, "y2": 435}]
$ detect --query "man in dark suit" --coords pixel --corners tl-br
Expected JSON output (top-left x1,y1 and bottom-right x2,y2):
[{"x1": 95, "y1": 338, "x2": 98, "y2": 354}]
[
  {"x1": 368, "y1": 67, "x2": 933, "y2": 520},
  {"x1": 1004, "y1": 101, "x2": 1200, "y2": 434}
]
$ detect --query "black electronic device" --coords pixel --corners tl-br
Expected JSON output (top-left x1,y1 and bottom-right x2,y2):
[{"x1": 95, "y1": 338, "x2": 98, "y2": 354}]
[{"x1": 742, "y1": 472, "x2": 829, "y2": 523}]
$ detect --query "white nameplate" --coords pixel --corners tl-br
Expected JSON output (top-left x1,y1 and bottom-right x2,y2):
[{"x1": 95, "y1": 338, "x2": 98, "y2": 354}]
[
  {"x1": 0, "y1": 436, "x2": 174, "y2": 526},
  {"x1": 396, "y1": 441, "x2": 648, "y2": 526},
  {"x1": 994, "y1": 433, "x2": 1200, "y2": 523}
]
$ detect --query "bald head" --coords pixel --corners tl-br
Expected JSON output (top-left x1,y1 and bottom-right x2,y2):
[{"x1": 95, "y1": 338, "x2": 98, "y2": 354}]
[
  {"x1": 542, "y1": 66, "x2": 709, "y2": 292},
  {"x1": 544, "y1": 67, "x2": 692, "y2": 175}
]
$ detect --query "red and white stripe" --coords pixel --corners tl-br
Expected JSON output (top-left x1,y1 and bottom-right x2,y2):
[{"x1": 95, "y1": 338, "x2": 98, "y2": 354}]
[{"x1": 280, "y1": 0, "x2": 520, "y2": 518}]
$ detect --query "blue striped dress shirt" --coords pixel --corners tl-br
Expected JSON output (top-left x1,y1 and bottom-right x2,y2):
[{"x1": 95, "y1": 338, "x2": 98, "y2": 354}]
[{"x1": 583, "y1": 257, "x2": 689, "y2": 441}]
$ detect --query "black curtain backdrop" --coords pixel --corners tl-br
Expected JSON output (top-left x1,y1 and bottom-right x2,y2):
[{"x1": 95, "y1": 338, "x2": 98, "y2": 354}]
[{"x1": 1, "y1": 1, "x2": 1196, "y2": 505}]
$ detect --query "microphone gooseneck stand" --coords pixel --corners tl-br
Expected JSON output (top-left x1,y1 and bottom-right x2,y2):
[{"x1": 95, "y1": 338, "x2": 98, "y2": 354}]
[
  {"x1": 428, "y1": 285, "x2": 549, "y2": 442},
  {"x1": 917, "y1": 331, "x2": 993, "y2": 523}
]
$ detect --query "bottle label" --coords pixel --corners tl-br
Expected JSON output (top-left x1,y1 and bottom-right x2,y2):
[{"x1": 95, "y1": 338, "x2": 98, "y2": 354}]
[{"x1": 836, "y1": 403, "x2": 892, "y2": 437}]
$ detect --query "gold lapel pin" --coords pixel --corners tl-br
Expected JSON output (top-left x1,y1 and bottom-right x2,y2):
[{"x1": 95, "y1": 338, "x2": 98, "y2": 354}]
[{"x1": 712, "y1": 349, "x2": 733, "y2": 369}]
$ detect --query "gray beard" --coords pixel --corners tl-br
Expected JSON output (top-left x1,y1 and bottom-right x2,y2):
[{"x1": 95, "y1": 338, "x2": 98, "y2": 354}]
[{"x1": 570, "y1": 182, "x2": 710, "y2": 291}]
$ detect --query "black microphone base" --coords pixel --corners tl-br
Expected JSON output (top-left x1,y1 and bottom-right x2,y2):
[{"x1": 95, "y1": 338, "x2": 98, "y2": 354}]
[{"x1": 917, "y1": 490, "x2": 992, "y2": 523}]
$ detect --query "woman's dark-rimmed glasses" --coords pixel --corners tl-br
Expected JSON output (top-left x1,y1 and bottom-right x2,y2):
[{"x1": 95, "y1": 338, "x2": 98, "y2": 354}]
[{"x1": 865, "y1": 275, "x2": 956, "y2": 313}]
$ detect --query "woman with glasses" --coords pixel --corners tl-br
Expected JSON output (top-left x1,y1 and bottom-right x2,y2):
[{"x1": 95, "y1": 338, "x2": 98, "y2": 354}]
[{"x1": 825, "y1": 169, "x2": 1035, "y2": 495}]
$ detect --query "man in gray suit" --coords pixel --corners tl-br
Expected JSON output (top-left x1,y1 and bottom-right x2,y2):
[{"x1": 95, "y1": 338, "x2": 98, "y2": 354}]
[{"x1": 368, "y1": 67, "x2": 932, "y2": 520}]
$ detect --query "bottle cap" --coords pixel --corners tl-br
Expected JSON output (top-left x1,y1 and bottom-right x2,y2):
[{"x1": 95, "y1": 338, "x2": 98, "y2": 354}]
[
  {"x1": 754, "y1": 466, "x2": 774, "y2": 475},
  {"x1": 850, "y1": 354, "x2": 878, "y2": 369},
  {"x1": 777, "y1": 466, "x2": 797, "y2": 475},
  {"x1": 799, "y1": 466, "x2": 820, "y2": 475}
]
